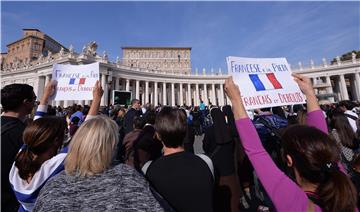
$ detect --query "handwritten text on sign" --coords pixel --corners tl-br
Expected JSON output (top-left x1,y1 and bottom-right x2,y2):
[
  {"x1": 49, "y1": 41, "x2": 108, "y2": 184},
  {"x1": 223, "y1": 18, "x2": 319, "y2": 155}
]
[
  {"x1": 226, "y1": 57, "x2": 305, "y2": 110},
  {"x1": 51, "y1": 62, "x2": 99, "y2": 101}
]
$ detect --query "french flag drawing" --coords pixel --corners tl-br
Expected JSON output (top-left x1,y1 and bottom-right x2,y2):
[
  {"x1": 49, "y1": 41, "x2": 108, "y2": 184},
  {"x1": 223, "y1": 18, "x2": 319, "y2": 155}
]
[
  {"x1": 69, "y1": 78, "x2": 86, "y2": 85},
  {"x1": 249, "y1": 73, "x2": 283, "y2": 91}
]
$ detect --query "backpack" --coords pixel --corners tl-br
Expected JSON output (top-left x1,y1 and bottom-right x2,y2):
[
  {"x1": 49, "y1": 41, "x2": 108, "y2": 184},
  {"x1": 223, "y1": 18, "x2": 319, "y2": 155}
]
[
  {"x1": 203, "y1": 113, "x2": 213, "y2": 130},
  {"x1": 253, "y1": 115, "x2": 287, "y2": 171}
]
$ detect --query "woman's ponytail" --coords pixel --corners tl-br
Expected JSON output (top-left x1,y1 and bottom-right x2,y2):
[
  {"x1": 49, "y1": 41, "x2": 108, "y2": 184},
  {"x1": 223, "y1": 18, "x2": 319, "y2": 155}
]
[
  {"x1": 14, "y1": 117, "x2": 67, "y2": 180},
  {"x1": 282, "y1": 125, "x2": 358, "y2": 211},
  {"x1": 15, "y1": 146, "x2": 40, "y2": 180},
  {"x1": 317, "y1": 169, "x2": 357, "y2": 212}
]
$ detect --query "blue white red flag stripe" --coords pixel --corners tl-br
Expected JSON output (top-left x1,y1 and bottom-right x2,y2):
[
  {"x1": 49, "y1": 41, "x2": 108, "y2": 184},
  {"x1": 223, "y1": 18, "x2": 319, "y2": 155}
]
[{"x1": 249, "y1": 73, "x2": 283, "y2": 91}]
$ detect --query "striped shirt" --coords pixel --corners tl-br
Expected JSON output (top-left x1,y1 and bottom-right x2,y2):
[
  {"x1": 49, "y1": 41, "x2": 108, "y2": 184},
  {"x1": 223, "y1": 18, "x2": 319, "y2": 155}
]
[{"x1": 9, "y1": 104, "x2": 67, "y2": 212}]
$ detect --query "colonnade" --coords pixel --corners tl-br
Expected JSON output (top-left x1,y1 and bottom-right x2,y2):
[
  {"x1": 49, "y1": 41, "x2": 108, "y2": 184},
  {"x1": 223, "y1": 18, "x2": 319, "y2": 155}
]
[
  {"x1": 310, "y1": 72, "x2": 360, "y2": 102},
  {"x1": 100, "y1": 74, "x2": 226, "y2": 107},
  {"x1": 34, "y1": 73, "x2": 227, "y2": 107},
  {"x1": 33, "y1": 71, "x2": 360, "y2": 108}
]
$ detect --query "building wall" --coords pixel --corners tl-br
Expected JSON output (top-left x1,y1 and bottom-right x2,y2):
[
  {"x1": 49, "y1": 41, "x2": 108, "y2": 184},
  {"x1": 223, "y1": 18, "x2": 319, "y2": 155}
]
[
  {"x1": 122, "y1": 47, "x2": 191, "y2": 75},
  {"x1": 2, "y1": 29, "x2": 65, "y2": 69}
]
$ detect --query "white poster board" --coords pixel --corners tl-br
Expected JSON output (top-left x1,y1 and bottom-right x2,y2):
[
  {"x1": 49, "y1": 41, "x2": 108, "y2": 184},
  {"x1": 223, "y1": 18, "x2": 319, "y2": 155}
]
[
  {"x1": 51, "y1": 62, "x2": 99, "y2": 101},
  {"x1": 226, "y1": 57, "x2": 305, "y2": 110}
]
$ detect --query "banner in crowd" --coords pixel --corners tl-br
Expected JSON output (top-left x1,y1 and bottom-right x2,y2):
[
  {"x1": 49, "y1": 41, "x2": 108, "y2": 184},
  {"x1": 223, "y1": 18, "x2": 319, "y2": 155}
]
[
  {"x1": 226, "y1": 57, "x2": 305, "y2": 110},
  {"x1": 51, "y1": 62, "x2": 100, "y2": 101}
]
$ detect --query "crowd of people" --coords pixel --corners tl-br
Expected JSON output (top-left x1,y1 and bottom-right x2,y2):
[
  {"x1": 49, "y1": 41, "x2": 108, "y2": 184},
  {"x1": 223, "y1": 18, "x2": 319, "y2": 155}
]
[{"x1": 1, "y1": 73, "x2": 360, "y2": 212}]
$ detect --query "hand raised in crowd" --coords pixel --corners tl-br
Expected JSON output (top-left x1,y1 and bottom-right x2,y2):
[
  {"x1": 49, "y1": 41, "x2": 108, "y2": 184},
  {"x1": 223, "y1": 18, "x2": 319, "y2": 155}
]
[
  {"x1": 224, "y1": 76, "x2": 242, "y2": 102},
  {"x1": 92, "y1": 80, "x2": 104, "y2": 102},
  {"x1": 224, "y1": 77, "x2": 248, "y2": 119},
  {"x1": 292, "y1": 73, "x2": 320, "y2": 112},
  {"x1": 40, "y1": 80, "x2": 57, "y2": 105},
  {"x1": 88, "y1": 80, "x2": 104, "y2": 116},
  {"x1": 292, "y1": 73, "x2": 315, "y2": 97}
]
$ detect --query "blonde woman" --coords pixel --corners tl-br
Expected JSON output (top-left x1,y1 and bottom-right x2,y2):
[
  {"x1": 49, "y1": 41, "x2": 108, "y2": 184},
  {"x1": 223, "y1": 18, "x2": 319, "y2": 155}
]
[{"x1": 33, "y1": 82, "x2": 164, "y2": 211}]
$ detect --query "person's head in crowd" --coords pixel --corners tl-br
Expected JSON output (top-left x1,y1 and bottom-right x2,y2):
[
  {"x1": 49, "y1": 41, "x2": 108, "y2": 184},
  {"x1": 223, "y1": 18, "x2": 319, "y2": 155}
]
[
  {"x1": 292, "y1": 104, "x2": 305, "y2": 114},
  {"x1": 272, "y1": 106, "x2": 286, "y2": 119},
  {"x1": 133, "y1": 116, "x2": 143, "y2": 130},
  {"x1": 71, "y1": 116, "x2": 80, "y2": 125},
  {"x1": 131, "y1": 99, "x2": 141, "y2": 110},
  {"x1": 261, "y1": 107, "x2": 271, "y2": 112},
  {"x1": 1, "y1": 83, "x2": 36, "y2": 117},
  {"x1": 143, "y1": 109, "x2": 156, "y2": 126},
  {"x1": 339, "y1": 100, "x2": 355, "y2": 112},
  {"x1": 281, "y1": 125, "x2": 357, "y2": 211},
  {"x1": 69, "y1": 117, "x2": 80, "y2": 137},
  {"x1": 193, "y1": 106, "x2": 199, "y2": 112},
  {"x1": 47, "y1": 105, "x2": 56, "y2": 116},
  {"x1": 117, "y1": 107, "x2": 126, "y2": 118},
  {"x1": 65, "y1": 116, "x2": 119, "y2": 177},
  {"x1": 82, "y1": 105, "x2": 90, "y2": 116},
  {"x1": 57, "y1": 106, "x2": 63, "y2": 113},
  {"x1": 155, "y1": 107, "x2": 187, "y2": 148},
  {"x1": 75, "y1": 105, "x2": 82, "y2": 112},
  {"x1": 15, "y1": 117, "x2": 67, "y2": 180},
  {"x1": 329, "y1": 112, "x2": 359, "y2": 149}
]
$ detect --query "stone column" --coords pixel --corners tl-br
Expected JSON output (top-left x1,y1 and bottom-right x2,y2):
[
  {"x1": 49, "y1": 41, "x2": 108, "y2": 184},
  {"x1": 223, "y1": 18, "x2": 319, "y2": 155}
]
[
  {"x1": 33, "y1": 75, "x2": 43, "y2": 100},
  {"x1": 355, "y1": 72, "x2": 360, "y2": 101},
  {"x1": 340, "y1": 74, "x2": 349, "y2": 100},
  {"x1": 326, "y1": 76, "x2": 335, "y2": 102},
  {"x1": 311, "y1": 78, "x2": 315, "y2": 86},
  {"x1": 45, "y1": 75, "x2": 51, "y2": 84},
  {"x1": 220, "y1": 83, "x2": 225, "y2": 106},
  {"x1": 107, "y1": 76, "x2": 113, "y2": 105},
  {"x1": 115, "y1": 77, "x2": 120, "y2": 90},
  {"x1": 179, "y1": 83, "x2": 183, "y2": 106},
  {"x1": 163, "y1": 82, "x2": 167, "y2": 105},
  {"x1": 195, "y1": 84, "x2": 199, "y2": 106},
  {"x1": 63, "y1": 100, "x2": 70, "y2": 108},
  {"x1": 211, "y1": 83, "x2": 216, "y2": 105},
  {"x1": 135, "y1": 80, "x2": 140, "y2": 100},
  {"x1": 154, "y1": 81, "x2": 158, "y2": 106},
  {"x1": 101, "y1": 73, "x2": 107, "y2": 106},
  {"x1": 203, "y1": 83, "x2": 208, "y2": 105},
  {"x1": 334, "y1": 77, "x2": 342, "y2": 101},
  {"x1": 145, "y1": 81, "x2": 149, "y2": 104},
  {"x1": 187, "y1": 84, "x2": 191, "y2": 106},
  {"x1": 126, "y1": 79, "x2": 130, "y2": 92},
  {"x1": 171, "y1": 83, "x2": 175, "y2": 106}
]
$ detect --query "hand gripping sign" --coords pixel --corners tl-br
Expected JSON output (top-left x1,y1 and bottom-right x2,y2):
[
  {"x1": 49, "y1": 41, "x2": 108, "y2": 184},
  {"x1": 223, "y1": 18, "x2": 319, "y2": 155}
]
[
  {"x1": 51, "y1": 62, "x2": 100, "y2": 101},
  {"x1": 226, "y1": 57, "x2": 305, "y2": 110}
]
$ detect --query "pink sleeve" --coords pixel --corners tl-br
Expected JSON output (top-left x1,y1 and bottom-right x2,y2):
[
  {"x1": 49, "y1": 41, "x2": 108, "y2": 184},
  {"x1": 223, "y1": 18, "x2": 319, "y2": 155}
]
[
  {"x1": 235, "y1": 118, "x2": 321, "y2": 211},
  {"x1": 306, "y1": 110, "x2": 328, "y2": 133}
]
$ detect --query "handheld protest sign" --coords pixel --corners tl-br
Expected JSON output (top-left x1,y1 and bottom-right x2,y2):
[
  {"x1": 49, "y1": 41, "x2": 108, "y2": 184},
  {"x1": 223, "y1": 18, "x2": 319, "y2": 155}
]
[
  {"x1": 226, "y1": 57, "x2": 305, "y2": 110},
  {"x1": 51, "y1": 62, "x2": 100, "y2": 101}
]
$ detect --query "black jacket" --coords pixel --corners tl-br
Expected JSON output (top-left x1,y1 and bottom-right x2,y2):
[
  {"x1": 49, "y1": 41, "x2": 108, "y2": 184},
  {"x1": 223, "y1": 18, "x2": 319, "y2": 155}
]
[
  {"x1": 1, "y1": 116, "x2": 26, "y2": 211},
  {"x1": 124, "y1": 108, "x2": 142, "y2": 134}
]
